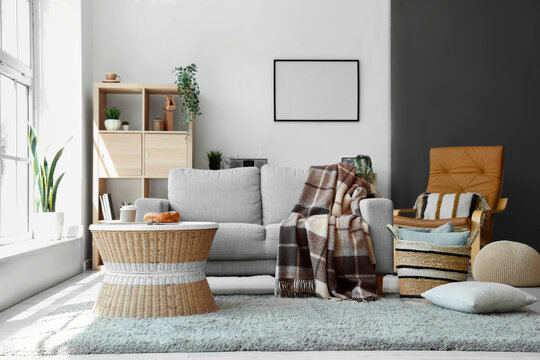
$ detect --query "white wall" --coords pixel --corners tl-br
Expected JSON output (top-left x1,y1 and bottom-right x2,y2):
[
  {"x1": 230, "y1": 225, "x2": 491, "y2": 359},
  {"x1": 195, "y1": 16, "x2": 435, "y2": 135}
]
[
  {"x1": 85, "y1": 0, "x2": 391, "y2": 197},
  {"x1": 34, "y1": 0, "x2": 85, "y2": 234}
]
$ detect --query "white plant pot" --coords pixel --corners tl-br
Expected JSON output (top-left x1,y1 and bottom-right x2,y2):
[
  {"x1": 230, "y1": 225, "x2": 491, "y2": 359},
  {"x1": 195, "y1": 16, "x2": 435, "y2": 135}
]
[
  {"x1": 122, "y1": 125, "x2": 130, "y2": 131},
  {"x1": 33, "y1": 212, "x2": 64, "y2": 240},
  {"x1": 104, "y1": 119, "x2": 122, "y2": 131}
]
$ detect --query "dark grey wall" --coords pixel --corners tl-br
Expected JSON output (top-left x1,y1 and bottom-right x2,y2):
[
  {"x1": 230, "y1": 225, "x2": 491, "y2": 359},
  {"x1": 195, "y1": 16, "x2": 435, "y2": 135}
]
[{"x1": 391, "y1": 0, "x2": 540, "y2": 251}]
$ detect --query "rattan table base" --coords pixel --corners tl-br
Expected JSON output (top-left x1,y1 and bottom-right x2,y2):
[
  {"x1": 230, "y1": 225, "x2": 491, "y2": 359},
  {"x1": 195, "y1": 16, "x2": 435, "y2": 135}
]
[{"x1": 90, "y1": 223, "x2": 218, "y2": 317}]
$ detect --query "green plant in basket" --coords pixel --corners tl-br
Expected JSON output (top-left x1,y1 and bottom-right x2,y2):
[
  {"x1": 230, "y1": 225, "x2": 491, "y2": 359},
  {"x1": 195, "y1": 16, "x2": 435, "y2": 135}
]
[{"x1": 354, "y1": 154, "x2": 375, "y2": 184}]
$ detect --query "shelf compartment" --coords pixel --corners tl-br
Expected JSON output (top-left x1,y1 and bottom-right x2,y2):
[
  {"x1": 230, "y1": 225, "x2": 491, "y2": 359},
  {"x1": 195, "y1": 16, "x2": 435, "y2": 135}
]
[
  {"x1": 144, "y1": 133, "x2": 189, "y2": 177},
  {"x1": 98, "y1": 133, "x2": 142, "y2": 177}
]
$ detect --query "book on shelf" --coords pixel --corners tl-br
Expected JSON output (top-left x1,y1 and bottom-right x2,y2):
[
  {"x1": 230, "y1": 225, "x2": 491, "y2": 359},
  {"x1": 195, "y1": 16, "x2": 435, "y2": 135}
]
[
  {"x1": 99, "y1": 193, "x2": 115, "y2": 220},
  {"x1": 106, "y1": 193, "x2": 115, "y2": 220}
]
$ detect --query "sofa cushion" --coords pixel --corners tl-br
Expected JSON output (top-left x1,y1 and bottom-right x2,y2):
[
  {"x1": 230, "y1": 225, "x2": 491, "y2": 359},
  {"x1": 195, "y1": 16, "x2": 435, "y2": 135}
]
[
  {"x1": 208, "y1": 223, "x2": 266, "y2": 261},
  {"x1": 260, "y1": 165, "x2": 308, "y2": 225},
  {"x1": 168, "y1": 167, "x2": 262, "y2": 224},
  {"x1": 264, "y1": 223, "x2": 281, "y2": 260}
]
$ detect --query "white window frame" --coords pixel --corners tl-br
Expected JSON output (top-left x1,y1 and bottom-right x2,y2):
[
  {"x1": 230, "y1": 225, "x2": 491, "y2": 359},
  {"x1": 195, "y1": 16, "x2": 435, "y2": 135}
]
[{"x1": 0, "y1": 0, "x2": 34, "y2": 245}]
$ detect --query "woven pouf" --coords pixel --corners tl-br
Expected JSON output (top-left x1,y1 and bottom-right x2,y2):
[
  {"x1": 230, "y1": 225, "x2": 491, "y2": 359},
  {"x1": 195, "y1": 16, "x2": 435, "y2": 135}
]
[{"x1": 472, "y1": 240, "x2": 540, "y2": 287}]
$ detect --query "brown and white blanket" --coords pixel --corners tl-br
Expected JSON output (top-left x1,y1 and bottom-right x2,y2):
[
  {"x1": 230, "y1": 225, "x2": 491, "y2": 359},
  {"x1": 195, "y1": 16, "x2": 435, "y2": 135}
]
[{"x1": 275, "y1": 163, "x2": 378, "y2": 301}]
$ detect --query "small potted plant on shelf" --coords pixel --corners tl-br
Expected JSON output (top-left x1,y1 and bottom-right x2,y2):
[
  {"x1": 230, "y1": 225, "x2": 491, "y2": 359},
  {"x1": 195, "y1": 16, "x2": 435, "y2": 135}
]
[
  {"x1": 206, "y1": 149, "x2": 223, "y2": 170},
  {"x1": 122, "y1": 121, "x2": 129, "y2": 131},
  {"x1": 152, "y1": 115, "x2": 164, "y2": 131},
  {"x1": 104, "y1": 106, "x2": 122, "y2": 130},
  {"x1": 28, "y1": 125, "x2": 70, "y2": 240},
  {"x1": 173, "y1": 64, "x2": 201, "y2": 134}
]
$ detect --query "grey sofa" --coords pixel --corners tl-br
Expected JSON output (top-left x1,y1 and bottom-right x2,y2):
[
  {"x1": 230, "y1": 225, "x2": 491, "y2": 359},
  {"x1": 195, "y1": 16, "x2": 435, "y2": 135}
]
[{"x1": 135, "y1": 165, "x2": 394, "y2": 277}]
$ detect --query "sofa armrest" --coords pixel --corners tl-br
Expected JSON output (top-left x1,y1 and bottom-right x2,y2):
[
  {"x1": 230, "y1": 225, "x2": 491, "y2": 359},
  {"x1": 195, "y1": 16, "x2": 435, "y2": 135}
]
[
  {"x1": 360, "y1": 198, "x2": 394, "y2": 274},
  {"x1": 134, "y1": 198, "x2": 170, "y2": 222}
]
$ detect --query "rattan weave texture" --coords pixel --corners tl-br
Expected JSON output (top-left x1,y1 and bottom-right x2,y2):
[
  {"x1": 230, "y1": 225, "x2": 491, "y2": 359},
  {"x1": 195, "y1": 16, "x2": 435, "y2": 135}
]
[{"x1": 91, "y1": 227, "x2": 218, "y2": 317}]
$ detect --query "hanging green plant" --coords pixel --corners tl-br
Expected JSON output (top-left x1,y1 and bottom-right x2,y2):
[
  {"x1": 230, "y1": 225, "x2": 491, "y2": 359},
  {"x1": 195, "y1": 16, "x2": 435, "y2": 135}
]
[
  {"x1": 354, "y1": 154, "x2": 375, "y2": 184},
  {"x1": 173, "y1": 64, "x2": 201, "y2": 134}
]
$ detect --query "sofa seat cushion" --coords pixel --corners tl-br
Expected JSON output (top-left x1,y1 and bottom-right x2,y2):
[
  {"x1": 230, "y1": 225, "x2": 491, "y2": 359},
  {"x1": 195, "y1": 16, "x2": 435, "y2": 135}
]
[
  {"x1": 260, "y1": 165, "x2": 308, "y2": 225},
  {"x1": 208, "y1": 223, "x2": 268, "y2": 261},
  {"x1": 168, "y1": 167, "x2": 262, "y2": 224}
]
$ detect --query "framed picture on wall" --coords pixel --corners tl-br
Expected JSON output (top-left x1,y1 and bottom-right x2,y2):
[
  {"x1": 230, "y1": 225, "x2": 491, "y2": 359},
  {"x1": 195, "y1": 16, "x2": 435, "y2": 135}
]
[{"x1": 274, "y1": 59, "x2": 359, "y2": 122}]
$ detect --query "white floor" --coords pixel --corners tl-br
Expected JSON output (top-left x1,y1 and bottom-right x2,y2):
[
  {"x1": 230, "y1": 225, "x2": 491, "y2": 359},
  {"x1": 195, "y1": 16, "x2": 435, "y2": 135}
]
[{"x1": 0, "y1": 271, "x2": 539, "y2": 360}]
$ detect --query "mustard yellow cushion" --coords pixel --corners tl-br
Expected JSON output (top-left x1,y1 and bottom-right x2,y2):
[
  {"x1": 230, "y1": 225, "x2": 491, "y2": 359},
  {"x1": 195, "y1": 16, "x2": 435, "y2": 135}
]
[{"x1": 473, "y1": 241, "x2": 540, "y2": 287}]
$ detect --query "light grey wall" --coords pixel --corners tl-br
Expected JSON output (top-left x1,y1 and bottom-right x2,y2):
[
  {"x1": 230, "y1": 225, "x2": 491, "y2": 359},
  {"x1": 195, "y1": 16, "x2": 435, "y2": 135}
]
[{"x1": 83, "y1": 0, "x2": 391, "y2": 199}]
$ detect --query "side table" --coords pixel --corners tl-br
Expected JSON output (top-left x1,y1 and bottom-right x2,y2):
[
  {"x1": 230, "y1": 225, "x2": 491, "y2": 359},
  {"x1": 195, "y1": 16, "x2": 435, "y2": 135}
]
[{"x1": 89, "y1": 222, "x2": 218, "y2": 317}]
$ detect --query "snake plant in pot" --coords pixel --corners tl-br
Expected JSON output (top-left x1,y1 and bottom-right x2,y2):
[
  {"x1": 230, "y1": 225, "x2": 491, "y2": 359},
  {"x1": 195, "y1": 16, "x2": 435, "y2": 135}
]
[{"x1": 28, "y1": 125, "x2": 70, "y2": 240}]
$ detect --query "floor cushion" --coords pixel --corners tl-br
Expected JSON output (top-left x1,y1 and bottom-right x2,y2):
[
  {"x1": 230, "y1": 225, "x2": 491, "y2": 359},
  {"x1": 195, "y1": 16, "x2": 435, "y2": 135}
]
[
  {"x1": 472, "y1": 240, "x2": 540, "y2": 287},
  {"x1": 422, "y1": 281, "x2": 538, "y2": 313}
]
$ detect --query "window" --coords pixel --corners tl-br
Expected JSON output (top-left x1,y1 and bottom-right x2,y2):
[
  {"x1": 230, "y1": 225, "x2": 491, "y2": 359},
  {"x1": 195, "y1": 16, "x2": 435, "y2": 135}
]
[{"x1": 0, "y1": 0, "x2": 33, "y2": 244}]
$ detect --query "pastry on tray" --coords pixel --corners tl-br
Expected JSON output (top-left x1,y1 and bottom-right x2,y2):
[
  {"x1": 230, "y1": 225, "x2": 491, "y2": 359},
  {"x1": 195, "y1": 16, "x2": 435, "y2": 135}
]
[{"x1": 144, "y1": 211, "x2": 181, "y2": 224}]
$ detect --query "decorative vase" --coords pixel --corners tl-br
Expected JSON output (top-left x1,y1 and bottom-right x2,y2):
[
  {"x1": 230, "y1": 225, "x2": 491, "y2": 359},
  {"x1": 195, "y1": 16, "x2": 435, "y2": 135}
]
[
  {"x1": 33, "y1": 212, "x2": 64, "y2": 240},
  {"x1": 104, "y1": 119, "x2": 122, "y2": 131},
  {"x1": 122, "y1": 125, "x2": 129, "y2": 131},
  {"x1": 164, "y1": 112, "x2": 174, "y2": 131},
  {"x1": 209, "y1": 163, "x2": 221, "y2": 170}
]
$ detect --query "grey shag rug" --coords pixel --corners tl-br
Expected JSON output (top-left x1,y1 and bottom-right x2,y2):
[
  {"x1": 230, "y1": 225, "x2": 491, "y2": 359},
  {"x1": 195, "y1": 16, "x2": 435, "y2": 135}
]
[{"x1": 1, "y1": 295, "x2": 539, "y2": 355}]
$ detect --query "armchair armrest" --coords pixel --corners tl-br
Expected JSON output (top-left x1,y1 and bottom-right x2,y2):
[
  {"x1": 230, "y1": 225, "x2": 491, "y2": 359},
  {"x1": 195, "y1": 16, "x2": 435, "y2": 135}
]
[
  {"x1": 134, "y1": 198, "x2": 170, "y2": 222},
  {"x1": 393, "y1": 208, "x2": 416, "y2": 217},
  {"x1": 470, "y1": 198, "x2": 508, "y2": 270}
]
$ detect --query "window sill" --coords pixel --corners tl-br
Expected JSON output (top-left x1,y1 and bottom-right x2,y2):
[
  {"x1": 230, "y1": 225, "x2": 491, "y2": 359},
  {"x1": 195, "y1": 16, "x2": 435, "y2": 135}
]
[{"x1": 0, "y1": 236, "x2": 83, "y2": 261}]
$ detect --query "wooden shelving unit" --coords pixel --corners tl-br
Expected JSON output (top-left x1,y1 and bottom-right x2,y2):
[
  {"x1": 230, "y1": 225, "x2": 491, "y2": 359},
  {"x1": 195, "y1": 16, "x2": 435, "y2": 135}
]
[{"x1": 92, "y1": 83, "x2": 193, "y2": 269}]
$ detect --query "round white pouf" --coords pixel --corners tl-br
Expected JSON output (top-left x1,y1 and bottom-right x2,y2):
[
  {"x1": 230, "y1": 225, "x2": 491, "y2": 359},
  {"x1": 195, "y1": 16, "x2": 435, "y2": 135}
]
[{"x1": 473, "y1": 240, "x2": 540, "y2": 287}]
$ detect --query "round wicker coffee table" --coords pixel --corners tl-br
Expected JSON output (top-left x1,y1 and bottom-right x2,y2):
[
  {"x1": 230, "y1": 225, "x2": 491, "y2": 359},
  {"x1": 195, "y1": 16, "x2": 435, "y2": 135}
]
[{"x1": 89, "y1": 222, "x2": 218, "y2": 317}]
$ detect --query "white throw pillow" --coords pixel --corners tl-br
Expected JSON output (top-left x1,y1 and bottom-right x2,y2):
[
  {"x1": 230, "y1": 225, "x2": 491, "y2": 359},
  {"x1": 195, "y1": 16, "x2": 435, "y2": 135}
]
[{"x1": 421, "y1": 281, "x2": 538, "y2": 313}]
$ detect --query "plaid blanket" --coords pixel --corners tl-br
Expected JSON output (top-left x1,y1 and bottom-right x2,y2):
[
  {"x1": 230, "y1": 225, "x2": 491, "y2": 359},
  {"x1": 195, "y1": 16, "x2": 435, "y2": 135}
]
[{"x1": 275, "y1": 163, "x2": 378, "y2": 301}]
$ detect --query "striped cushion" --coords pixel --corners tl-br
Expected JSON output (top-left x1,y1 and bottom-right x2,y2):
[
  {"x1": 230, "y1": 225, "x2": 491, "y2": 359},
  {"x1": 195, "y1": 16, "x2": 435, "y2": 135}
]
[{"x1": 414, "y1": 192, "x2": 490, "y2": 220}]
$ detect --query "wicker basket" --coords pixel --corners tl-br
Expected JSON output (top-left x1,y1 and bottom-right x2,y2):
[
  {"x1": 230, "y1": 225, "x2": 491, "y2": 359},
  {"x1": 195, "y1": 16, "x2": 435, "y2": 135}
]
[{"x1": 388, "y1": 225, "x2": 473, "y2": 298}]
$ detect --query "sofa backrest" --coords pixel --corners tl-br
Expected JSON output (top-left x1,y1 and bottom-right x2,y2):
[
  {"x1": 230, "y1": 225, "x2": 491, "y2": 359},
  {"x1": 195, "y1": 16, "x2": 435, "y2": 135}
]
[
  {"x1": 168, "y1": 167, "x2": 262, "y2": 224},
  {"x1": 260, "y1": 165, "x2": 309, "y2": 225}
]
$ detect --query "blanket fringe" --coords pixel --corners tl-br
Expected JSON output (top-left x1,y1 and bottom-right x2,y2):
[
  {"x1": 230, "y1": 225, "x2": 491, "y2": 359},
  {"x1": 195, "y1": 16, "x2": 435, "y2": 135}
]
[{"x1": 275, "y1": 279, "x2": 315, "y2": 298}]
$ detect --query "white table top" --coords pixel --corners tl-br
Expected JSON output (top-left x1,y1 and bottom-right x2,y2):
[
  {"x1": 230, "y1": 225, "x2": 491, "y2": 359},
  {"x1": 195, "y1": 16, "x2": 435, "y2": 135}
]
[{"x1": 89, "y1": 221, "x2": 219, "y2": 231}]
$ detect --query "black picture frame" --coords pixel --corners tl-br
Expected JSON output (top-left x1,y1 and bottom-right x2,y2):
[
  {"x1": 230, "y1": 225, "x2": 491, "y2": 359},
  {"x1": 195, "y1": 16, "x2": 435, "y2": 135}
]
[{"x1": 274, "y1": 59, "x2": 360, "y2": 122}]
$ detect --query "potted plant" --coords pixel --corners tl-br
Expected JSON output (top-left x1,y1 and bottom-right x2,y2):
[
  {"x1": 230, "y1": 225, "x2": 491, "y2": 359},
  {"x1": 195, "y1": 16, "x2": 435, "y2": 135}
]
[
  {"x1": 173, "y1": 64, "x2": 201, "y2": 134},
  {"x1": 122, "y1": 121, "x2": 129, "y2": 131},
  {"x1": 206, "y1": 149, "x2": 223, "y2": 170},
  {"x1": 152, "y1": 115, "x2": 164, "y2": 131},
  {"x1": 354, "y1": 154, "x2": 377, "y2": 195},
  {"x1": 28, "y1": 125, "x2": 69, "y2": 240},
  {"x1": 354, "y1": 154, "x2": 376, "y2": 183},
  {"x1": 104, "y1": 106, "x2": 122, "y2": 130}
]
